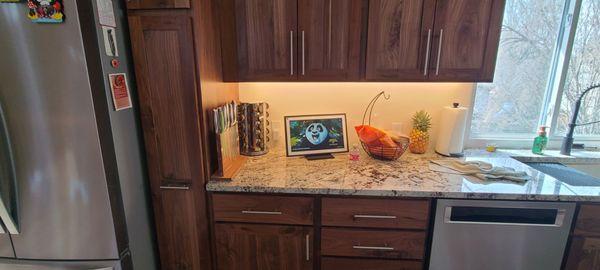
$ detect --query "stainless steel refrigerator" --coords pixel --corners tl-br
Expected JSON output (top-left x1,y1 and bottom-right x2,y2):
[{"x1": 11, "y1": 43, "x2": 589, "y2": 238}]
[{"x1": 0, "y1": 0, "x2": 157, "y2": 269}]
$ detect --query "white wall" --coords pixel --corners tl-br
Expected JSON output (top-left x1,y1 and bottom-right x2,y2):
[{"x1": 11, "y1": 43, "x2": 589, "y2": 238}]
[{"x1": 239, "y1": 82, "x2": 475, "y2": 152}]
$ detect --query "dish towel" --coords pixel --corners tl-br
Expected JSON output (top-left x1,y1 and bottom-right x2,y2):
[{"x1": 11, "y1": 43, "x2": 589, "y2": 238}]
[{"x1": 429, "y1": 159, "x2": 530, "y2": 183}]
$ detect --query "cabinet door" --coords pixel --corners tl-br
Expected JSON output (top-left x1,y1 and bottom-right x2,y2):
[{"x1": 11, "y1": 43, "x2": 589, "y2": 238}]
[
  {"x1": 128, "y1": 15, "x2": 210, "y2": 270},
  {"x1": 298, "y1": 0, "x2": 362, "y2": 81},
  {"x1": 234, "y1": 0, "x2": 297, "y2": 81},
  {"x1": 565, "y1": 237, "x2": 600, "y2": 270},
  {"x1": 322, "y1": 257, "x2": 422, "y2": 270},
  {"x1": 128, "y1": 15, "x2": 198, "y2": 186},
  {"x1": 152, "y1": 189, "x2": 204, "y2": 270},
  {"x1": 429, "y1": 0, "x2": 505, "y2": 81},
  {"x1": 126, "y1": 0, "x2": 190, "y2": 9},
  {"x1": 365, "y1": 0, "x2": 435, "y2": 81},
  {"x1": 216, "y1": 223, "x2": 313, "y2": 270}
]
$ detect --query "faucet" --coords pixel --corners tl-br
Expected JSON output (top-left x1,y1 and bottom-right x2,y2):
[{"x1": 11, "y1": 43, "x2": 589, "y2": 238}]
[{"x1": 561, "y1": 83, "x2": 600, "y2": 155}]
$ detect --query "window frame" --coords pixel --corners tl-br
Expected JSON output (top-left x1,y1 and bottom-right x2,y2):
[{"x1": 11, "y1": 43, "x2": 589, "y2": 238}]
[{"x1": 467, "y1": 0, "x2": 600, "y2": 149}]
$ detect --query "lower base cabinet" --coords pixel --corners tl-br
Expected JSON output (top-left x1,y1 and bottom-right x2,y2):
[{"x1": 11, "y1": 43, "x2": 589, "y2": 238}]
[
  {"x1": 321, "y1": 257, "x2": 422, "y2": 270},
  {"x1": 215, "y1": 223, "x2": 314, "y2": 270},
  {"x1": 565, "y1": 236, "x2": 600, "y2": 270}
]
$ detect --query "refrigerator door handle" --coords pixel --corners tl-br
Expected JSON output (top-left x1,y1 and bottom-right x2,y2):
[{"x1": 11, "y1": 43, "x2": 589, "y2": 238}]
[
  {"x1": 0, "y1": 102, "x2": 19, "y2": 234},
  {"x1": 0, "y1": 200, "x2": 18, "y2": 234}
]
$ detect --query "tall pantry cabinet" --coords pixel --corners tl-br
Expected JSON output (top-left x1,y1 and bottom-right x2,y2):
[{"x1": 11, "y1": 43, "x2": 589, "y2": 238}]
[{"x1": 125, "y1": 0, "x2": 238, "y2": 269}]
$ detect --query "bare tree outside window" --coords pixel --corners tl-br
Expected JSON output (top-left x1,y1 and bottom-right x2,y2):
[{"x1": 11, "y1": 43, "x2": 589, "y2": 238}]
[
  {"x1": 557, "y1": 0, "x2": 600, "y2": 136},
  {"x1": 472, "y1": 0, "x2": 564, "y2": 135},
  {"x1": 472, "y1": 0, "x2": 600, "y2": 140}
]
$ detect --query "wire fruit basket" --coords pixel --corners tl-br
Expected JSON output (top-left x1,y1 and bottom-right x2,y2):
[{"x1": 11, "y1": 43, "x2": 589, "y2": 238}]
[{"x1": 359, "y1": 91, "x2": 410, "y2": 161}]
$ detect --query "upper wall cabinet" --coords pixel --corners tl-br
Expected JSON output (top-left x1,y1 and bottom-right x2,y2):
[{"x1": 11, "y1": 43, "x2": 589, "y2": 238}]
[
  {"x1": 366, "y1": 0, "x2": 435, "y2": 81},
  {"x1": 126, "y1": 0, "x2": 190, "y2": 9},
  {"x1": 231, "y1": 0, "x2": 297, "y2": 81},
  {"x1": 222, "y1": 0, "x2": 506, "y2": 82},
  {"x1": 429, "y1": 0, "x2": 505, "y2": 81},
  {"x1": 366, "y1": 0, "x2": 505, "y2": 82},
  {"x1": 221, "y1": 0, "x2": 363, "y2": 81},
  {"x1": 298, "y1": 0, "x2": 363, "y2": 80}
]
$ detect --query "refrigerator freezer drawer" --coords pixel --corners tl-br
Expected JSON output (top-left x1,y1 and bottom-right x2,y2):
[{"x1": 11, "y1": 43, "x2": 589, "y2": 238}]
[{"x1": 0, "y1": 259, "x2": 121, "y2": 270}]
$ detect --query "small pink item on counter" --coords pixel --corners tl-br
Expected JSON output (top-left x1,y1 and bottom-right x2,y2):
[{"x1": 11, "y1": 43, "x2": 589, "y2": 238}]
[{"x1": 349, "y1": 144, "x2": 360, "y2": 161}]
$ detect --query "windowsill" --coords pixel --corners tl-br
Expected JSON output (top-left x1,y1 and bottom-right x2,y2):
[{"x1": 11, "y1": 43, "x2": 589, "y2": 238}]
[
  {"x1": 467, "y1": 136, "x2": 600, "y2": 150},
  {"x1": 465, "y1": 148, "x2": 600, "y2": 165}
]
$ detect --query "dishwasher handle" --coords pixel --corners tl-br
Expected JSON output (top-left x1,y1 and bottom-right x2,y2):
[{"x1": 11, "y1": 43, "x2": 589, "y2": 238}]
[{"x1": 444, "y1": 206, "x2": 567, "y2": 227}]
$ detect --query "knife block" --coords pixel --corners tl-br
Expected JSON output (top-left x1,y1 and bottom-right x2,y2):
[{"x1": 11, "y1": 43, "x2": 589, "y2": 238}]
[{"x1": 213, "y1": 122, "x2": 246, "y2": 180}]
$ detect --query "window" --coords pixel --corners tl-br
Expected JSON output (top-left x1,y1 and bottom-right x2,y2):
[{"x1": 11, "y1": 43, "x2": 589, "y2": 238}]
[
  {"x1": 471, "y1": 0, "x2": 600, "y2": 143},
  {"x1": 557, "y1": 0, "x2": 600, "y2": 137}
]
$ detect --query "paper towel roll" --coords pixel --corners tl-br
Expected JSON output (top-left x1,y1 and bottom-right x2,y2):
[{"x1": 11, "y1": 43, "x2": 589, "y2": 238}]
[{"x1": 435, "y1": 104, "x2": 468, "y2": 156}]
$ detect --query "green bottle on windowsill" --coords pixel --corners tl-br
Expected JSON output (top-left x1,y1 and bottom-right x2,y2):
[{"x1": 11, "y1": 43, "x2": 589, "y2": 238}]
[{"x1": 532, "y1": 126, "x2": 548, "y2": 155}]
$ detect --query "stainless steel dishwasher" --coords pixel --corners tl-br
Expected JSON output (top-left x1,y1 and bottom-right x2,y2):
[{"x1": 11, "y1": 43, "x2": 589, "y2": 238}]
[{"x1": 430, "y1": 199, "x2": 576, "y2": 270}]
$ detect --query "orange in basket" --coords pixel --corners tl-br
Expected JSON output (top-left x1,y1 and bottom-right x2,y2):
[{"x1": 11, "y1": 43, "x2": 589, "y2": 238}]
[{"x1": 355, "y1": 125, "x2": 410, "y2": 160}]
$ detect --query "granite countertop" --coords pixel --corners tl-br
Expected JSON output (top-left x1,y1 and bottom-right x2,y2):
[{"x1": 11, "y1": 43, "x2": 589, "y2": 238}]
[{"x1": 206, "y1": 149, "x2": 600, "y2": 202}]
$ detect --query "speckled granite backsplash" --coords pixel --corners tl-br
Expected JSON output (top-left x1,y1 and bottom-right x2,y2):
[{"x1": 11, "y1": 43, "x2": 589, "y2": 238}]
[{"x1": 207, "y1": 150, "x2": 600, "y2": 202}]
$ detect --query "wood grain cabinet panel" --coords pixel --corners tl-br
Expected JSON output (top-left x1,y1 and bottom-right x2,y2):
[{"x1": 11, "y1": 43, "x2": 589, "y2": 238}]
[
  {"x1": 233, "y1": 0, "x2": 298, "y2": 81},
  {"x1": 128, "y1": 14, "x2": 211, "y2": 270},
  {"x1": 128, "y1": 15, "x2": 198, "y2": 184},
  {"x1": 322, "y1": 257, "x2": 422, "y2": 270},
  {"x1": 152, "y1": 189, "x2": 203, "y2": 270},
  {"x1": 365, "y1": 0, "x2": 435, "y2": 81},
  {"x1": 574, "y1": 204, "x2": 600, "y2": 237},
  {"x1": 126, "y1": 0, "x2": 190, "y2": 10},
  {"x1": 321, "y1": 228, "x2": 426, "y2": 260},
  {"x1": 429, "y1": 0, "x2": 505, "y2": 81},
  {"x1": 565, "y1": 236, "x2": 600, "y2": 270},
  {"x1": 215, "y1": 223, "x2": 314, "y2": 270},
  {"x1": 322, "y1": 197, "x2": 430, "y2": 229},
  {"x1": 298, "y1": 0, "x2": 363, "y2": 80},
  {"x1": 212, "y1": 194, "x2": 314, "y2": 225}
]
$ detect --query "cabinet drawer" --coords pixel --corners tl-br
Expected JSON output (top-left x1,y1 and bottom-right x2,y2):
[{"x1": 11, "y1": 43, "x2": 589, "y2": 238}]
[
  {"x1": 322, "y1": 198, "x2": 430, "y2": 229},
  {"x1": 574, "y1": 204, "x2": 600, "y2": 237},
  {"x1": 321, "y1": 228, "x2": 426, "y2": 260},
  {"x1": 212, "y1": 194, "x2": 314, "y2": 225},
  {"x1": 322, "y1": 257, "x2": 422, "y2": 270}
]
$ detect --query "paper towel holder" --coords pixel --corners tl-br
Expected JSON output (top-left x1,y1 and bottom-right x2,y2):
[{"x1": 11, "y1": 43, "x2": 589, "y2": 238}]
[{"x1": 435, "y1": 102, "x2": 468, "y2": 157}]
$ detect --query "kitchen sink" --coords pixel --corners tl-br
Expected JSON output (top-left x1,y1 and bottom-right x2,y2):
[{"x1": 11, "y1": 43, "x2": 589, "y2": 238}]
[{"x1": 525, "y1": 162, "x2": 600, "y2": 186}]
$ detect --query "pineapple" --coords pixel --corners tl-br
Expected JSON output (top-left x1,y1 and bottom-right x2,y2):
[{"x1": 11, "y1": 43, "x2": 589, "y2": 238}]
[{"x1": 409, "y1": 110, "x2": 432, "y2": 154}]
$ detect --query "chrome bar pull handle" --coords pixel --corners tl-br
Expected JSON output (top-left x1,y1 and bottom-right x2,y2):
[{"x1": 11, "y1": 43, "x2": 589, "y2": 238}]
[
  {"x1": 435, "y1": 29, "x2": 444, "y2": 76},
  {"x1": 159, "y1": 184, "x2": 190, "y2": 190},
  {"x1": 424, "y1": 29, "x2": 432, "y2": 76},
  {"x1": 290, "y1": 31, "x2": 294, "y2": 75},
  {"x1": 241, "y1": 210, "x2": 283, "y2": 215},
  {"x1": 353, "y1": 214, "x2": 397, "y2": 219},
  {"x1": 352, "y1": 245, "x2": 394, "y2": 251},
  {"x1": 0, "y1": 200, "x2": 18, "y2": 234},
  {"x1": 0, "y1": 103, "x2": 19, "y2": 235},
  {"x1": 301, "y1": 31, "x2": 305, "y2": 75},
  {"x1": 305, "y1": 234, "x2": 310, "y2": 261}
]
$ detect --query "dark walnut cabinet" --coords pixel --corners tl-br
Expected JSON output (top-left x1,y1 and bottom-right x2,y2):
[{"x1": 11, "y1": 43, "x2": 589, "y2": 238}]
[
  {"x1": 428, "y1": 0, "x2": 505, "y2": 81},
  {"x1": 212, "y1": 194, "x2": 315, "y2": 270},
  {"x1": 210, "y1": 194, "x2": 430, "y2": 270},
  {"x1": 298, "y1": 0, "x2": 363, "y2": 80},
  {"x1": 126, "y1": 0, "x2": 190, "y2": 9},
  {"x1": 565, "y1": 204, "x2": 600, "y2": 270},
  {"x1": 221, "y1": 0, "x2": 364, "y2": 81},
  {"x1": 229, "y1": 0, "x2": 298, "y2": 81},
  {"x1": 365, "y1": 0, "x2": 435, "y2": 81},
  {"x1": 222, "y1": 0, "x2": 506, "y2": 82},
  {"x1": 215, "y1": 224, "x2": 314, "y2": 270},
  {"x1": 126, "y1": 0, "x2": 239, "y2": 269},
  {"x1": 128, "y1": 14, "x2": 207, "y2": 270},
  {"x1": 366, "y1": 0, "x2": 505, "y2": 81}
]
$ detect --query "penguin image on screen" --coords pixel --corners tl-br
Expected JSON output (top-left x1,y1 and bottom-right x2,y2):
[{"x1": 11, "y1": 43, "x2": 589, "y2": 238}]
[{"x1": 294, "y1": 122, "x2": 341, "y2": 150}]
